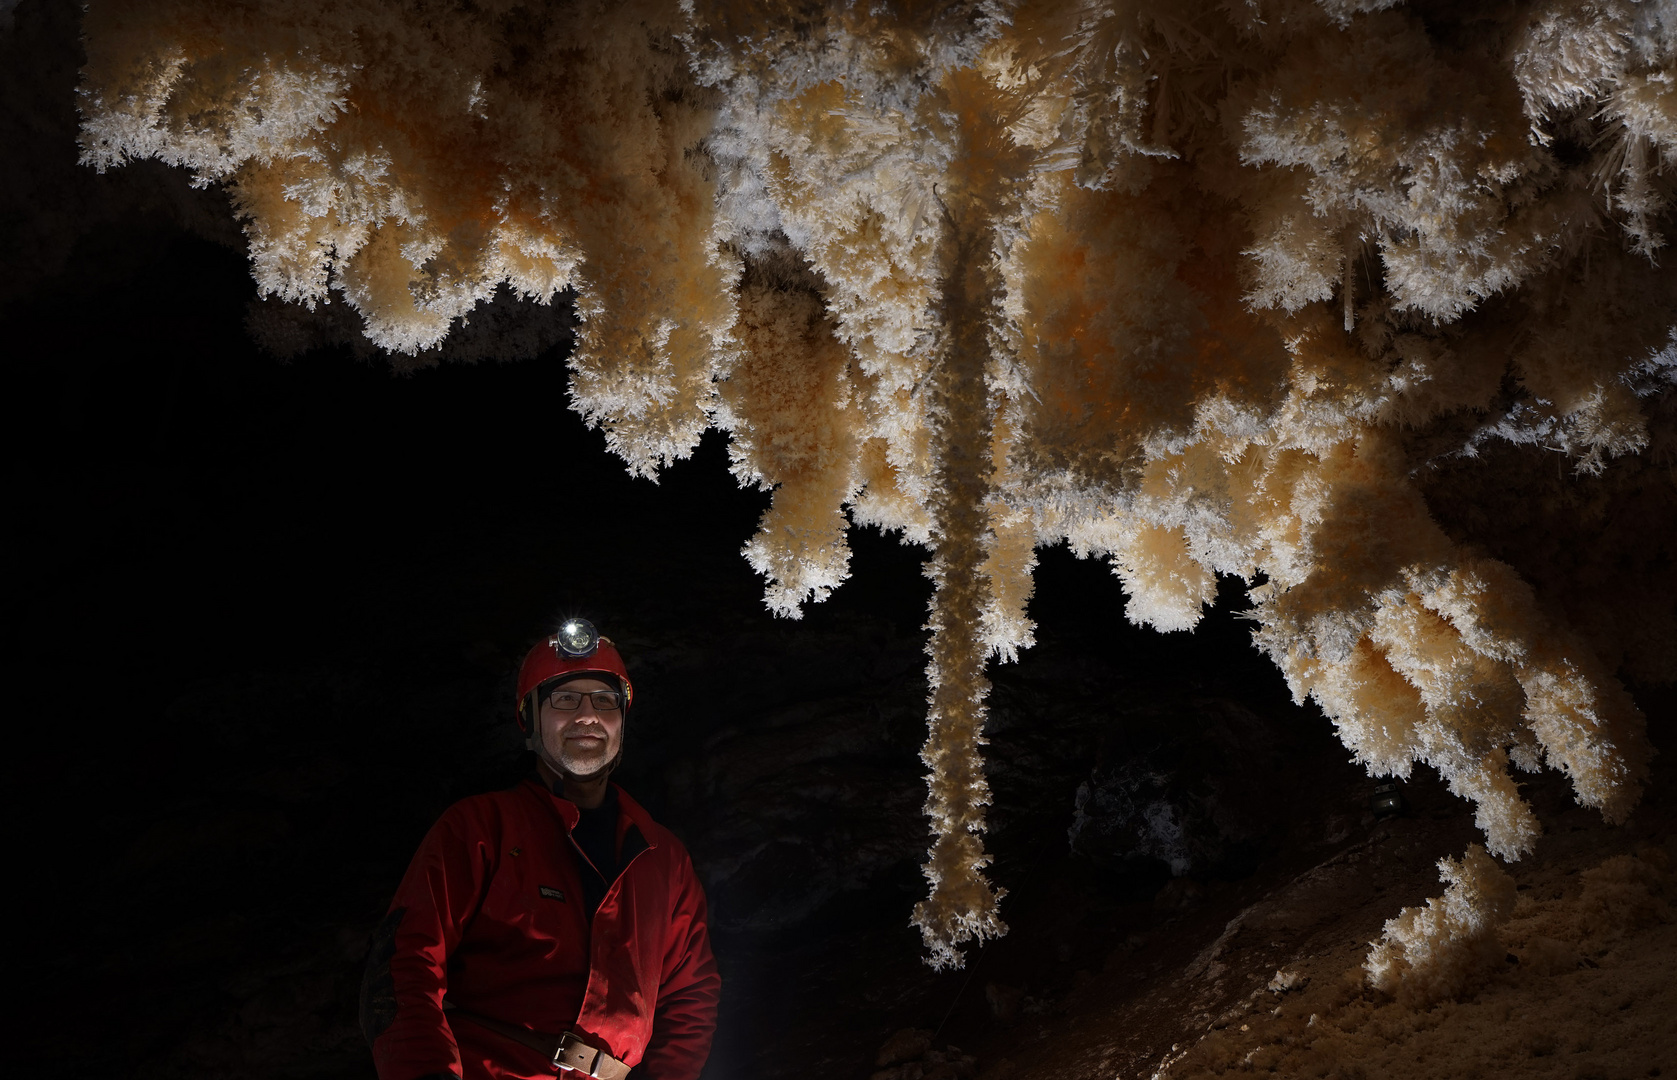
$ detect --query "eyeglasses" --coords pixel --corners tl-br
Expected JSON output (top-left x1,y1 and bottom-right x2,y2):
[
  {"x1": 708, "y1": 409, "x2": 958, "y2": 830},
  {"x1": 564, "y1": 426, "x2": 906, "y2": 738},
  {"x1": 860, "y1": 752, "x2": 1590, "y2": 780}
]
[{"x1": 545, "y1": 688, "x2": 623, "y2": 712}]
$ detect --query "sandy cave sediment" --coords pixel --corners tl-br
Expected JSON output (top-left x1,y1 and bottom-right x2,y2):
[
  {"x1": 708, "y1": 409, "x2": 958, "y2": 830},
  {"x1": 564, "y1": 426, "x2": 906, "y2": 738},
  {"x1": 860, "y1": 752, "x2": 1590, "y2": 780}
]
[{"x1": 947, "y1": 760, "x2": 1676, "y2": 1080}]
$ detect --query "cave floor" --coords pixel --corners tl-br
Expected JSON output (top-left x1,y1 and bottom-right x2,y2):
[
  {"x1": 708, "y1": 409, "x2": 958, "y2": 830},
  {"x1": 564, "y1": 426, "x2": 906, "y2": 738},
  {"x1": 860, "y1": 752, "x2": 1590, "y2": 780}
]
[{"x1": 946, "y1": 744, "x2": 1677, "y2": 1080}]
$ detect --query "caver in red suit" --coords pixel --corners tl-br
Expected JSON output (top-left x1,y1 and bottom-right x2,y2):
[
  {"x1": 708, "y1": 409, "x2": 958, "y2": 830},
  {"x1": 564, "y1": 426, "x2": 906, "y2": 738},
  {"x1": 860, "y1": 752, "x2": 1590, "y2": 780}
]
[{"x1": 361, "y1": 621, "x2": 720, "y2": 1080}]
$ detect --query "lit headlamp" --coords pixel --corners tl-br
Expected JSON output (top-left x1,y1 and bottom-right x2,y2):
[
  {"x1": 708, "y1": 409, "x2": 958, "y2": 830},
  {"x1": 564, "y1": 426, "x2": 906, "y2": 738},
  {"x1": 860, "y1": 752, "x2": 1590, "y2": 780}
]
[{"x1": 551, "y1": 618, "x2": 600, "y2": 658}]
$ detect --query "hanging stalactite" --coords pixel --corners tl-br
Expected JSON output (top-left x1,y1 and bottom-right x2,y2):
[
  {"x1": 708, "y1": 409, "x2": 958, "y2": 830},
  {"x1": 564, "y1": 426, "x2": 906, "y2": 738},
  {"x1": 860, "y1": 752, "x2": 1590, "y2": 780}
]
[{"x1": 78, "y1": 0, "x2": 1674, "y2": 968}]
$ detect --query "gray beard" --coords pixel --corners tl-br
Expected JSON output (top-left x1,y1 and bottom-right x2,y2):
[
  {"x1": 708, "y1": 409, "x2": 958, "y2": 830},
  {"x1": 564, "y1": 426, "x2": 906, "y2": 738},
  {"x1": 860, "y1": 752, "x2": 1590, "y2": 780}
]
[{"x1": 530, "y1": 730, "x2": 623, "y2": 785}]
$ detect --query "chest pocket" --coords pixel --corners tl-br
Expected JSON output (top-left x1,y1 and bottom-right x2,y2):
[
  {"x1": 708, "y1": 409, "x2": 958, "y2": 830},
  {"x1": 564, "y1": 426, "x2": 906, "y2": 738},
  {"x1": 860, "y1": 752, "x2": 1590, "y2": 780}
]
[{"x1": 475, "y1": 847, "x2": 589, "y2": 968}]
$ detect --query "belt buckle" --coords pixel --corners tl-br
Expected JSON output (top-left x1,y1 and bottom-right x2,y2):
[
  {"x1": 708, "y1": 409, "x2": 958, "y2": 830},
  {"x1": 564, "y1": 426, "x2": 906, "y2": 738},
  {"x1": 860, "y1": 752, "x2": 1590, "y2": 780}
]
[{"x1": 552, "y1": 1030, "x2": 600, "y2": 1077}]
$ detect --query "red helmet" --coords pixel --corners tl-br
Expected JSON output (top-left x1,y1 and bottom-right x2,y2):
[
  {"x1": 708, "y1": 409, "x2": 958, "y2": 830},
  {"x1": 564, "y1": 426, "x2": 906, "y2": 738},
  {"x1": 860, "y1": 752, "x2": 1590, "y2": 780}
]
[{"x1": 514, "y1": 618, "x2": 634, "y2": 735}]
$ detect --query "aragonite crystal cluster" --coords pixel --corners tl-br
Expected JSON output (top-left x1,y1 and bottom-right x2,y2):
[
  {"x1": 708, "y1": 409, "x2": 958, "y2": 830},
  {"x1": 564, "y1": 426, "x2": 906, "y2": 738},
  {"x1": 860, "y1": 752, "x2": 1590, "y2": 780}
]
[{"x1": 80, "y1": 0, "x2": 1674, "y2": 967}]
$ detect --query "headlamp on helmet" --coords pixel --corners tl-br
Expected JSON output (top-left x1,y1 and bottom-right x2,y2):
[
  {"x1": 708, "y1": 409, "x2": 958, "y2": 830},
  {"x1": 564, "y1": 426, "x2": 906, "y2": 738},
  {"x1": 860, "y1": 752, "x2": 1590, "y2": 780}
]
[
  {"x1": 515, "y1": 618, "x2": 634, "y2": 739},
  {"x1": 552, "y1": 618, "x2": 600, "y2": 658}
]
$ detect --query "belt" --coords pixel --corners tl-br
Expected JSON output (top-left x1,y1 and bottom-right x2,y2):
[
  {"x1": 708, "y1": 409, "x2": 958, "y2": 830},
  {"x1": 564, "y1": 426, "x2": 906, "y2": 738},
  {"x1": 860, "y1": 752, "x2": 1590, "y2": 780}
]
[{"x1": 445, "y1": 1004, "x2": 631, "y2": 1079}]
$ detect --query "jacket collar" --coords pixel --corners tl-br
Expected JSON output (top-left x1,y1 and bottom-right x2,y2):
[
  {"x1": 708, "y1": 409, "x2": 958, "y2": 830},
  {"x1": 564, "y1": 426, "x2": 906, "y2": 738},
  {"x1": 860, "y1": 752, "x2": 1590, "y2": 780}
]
[{"x1": 522, "y1": 777, "x2": 659, "y2": 850}]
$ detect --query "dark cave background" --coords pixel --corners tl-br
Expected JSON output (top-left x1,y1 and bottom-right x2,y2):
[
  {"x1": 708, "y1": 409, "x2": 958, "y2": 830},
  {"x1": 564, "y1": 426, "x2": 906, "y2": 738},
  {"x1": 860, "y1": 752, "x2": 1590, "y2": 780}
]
[
  {"x1": 10, "y1": 214, "x2": 1376, "y2": 1078},
  {"x1": 8, "y1": 5, "x2": 1662, "y2": 1078}
]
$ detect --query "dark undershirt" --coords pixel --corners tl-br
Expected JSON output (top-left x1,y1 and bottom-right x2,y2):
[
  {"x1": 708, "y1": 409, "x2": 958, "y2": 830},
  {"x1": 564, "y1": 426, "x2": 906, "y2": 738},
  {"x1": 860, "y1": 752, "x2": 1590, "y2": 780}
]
[{"x1": 569, "y1": 785, "x2": 621, "y2": 917}]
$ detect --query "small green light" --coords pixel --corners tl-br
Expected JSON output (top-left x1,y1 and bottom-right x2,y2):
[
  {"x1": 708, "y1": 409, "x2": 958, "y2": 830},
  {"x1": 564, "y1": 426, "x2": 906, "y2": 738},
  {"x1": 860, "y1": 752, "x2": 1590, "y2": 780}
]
[{"x1": 1371, "y1": 781, "x2": 1406, "y2": 819}]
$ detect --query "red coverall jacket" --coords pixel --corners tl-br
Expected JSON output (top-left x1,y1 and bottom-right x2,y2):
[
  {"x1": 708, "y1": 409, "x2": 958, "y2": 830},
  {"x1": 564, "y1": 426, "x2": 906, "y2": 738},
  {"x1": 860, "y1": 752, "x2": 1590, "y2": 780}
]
[{"x1": 361, "y1": 780, "x2": 720, "y2": 1080}]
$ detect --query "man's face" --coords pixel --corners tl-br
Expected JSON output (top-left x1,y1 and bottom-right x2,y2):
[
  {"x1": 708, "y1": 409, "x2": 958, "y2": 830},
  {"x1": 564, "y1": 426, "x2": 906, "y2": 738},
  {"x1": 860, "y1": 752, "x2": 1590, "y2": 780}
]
[{"x1": 536, "y1": 676, "x2": 624, "y2": 778}]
